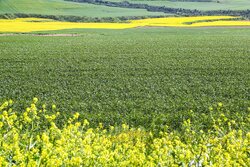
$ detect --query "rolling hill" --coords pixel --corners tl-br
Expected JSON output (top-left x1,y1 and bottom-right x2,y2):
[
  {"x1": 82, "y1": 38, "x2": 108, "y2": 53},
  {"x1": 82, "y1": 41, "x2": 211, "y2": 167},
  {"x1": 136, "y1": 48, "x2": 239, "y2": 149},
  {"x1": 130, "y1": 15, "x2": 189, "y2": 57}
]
[
  {"x1": 107, "y1": 0, "x2": 250, "y2": 11},
  {"x1": 0, "y1": 0, "x2": 168, "y2": 17}
]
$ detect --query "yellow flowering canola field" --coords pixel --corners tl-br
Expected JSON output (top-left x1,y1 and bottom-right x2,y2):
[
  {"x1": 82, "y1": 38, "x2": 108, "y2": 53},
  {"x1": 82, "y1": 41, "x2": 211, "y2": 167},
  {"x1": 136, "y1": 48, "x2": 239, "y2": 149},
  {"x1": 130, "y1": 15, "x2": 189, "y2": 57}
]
[
  {"x1": 0, "y1": 98, "x2": 249, "y2": 166},
  {"x1": 0, "y1": 16, "x2": 250, "y2": 32}
]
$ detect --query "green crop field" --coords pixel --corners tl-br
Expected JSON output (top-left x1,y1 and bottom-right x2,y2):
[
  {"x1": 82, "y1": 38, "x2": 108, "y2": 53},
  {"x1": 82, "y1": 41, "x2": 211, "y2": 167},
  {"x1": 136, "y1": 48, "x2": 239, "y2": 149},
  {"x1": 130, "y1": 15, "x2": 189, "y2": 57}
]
[
  {"x1": 108, "y1": 0, "x2": 250, "y2": 11},
  {"x1": 0, "y1": 0, "x2": 167, "y2": 17},
  {"x1": 0, "y1": 0, "x2": 250, "y2": 163},
  {"x1": 0, "y1": 28, "x2": 249, "y2": 129}
]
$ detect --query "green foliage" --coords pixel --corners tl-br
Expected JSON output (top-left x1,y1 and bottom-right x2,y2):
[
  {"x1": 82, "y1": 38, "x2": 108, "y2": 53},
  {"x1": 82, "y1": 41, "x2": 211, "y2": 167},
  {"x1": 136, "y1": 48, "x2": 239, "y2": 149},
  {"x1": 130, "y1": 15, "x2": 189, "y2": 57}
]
[
  {"x1": 0, "y1": 13, "x2": 168, "y2": 23},
  {"x1": 0, "y1": 28, "x2": 249, "y2": 130}
]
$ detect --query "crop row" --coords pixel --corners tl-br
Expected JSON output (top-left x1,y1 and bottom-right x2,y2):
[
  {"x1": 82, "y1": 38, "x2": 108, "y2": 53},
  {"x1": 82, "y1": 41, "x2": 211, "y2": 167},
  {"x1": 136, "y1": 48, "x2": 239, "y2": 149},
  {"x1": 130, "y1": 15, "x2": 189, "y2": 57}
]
[{"x1": 0, "y1": 28, "x2": 249, "y2": 130}]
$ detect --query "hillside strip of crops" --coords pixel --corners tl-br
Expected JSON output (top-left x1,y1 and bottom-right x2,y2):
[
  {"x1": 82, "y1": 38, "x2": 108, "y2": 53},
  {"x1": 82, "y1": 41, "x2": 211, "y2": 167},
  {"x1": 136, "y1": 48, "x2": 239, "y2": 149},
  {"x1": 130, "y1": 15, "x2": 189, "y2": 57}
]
[
  {"x1": 0, "y1": 0, "x2": 168, "y2": 17},
  {"x1": 65, "y1": 0, "x2": 250, "y2": 19},
  {"x1": 3, "y1": 16, "x2": 250, "y2": 33},
  {"x1": 108, "y1": 0, "x2": 250, "y2": 11}
]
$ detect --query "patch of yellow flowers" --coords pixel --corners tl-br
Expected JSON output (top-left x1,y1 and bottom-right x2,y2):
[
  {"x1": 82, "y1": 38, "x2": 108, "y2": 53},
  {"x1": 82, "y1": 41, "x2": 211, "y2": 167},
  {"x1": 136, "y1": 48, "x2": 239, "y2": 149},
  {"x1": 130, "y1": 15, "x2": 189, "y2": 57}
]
[
  {"x1": 0, "y1": 16, "x2": 250, "y2": 32},
  {"x1": 0, "y1": 98, "x2": 249, "y2": 166}
]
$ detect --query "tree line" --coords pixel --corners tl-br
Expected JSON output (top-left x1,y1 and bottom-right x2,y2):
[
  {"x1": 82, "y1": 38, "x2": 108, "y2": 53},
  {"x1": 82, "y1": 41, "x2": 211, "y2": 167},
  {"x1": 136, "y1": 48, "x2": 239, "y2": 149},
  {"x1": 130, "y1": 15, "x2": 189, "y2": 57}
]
[{"x1": 0, "y1": 13, "x2": 168, "y2": 22}]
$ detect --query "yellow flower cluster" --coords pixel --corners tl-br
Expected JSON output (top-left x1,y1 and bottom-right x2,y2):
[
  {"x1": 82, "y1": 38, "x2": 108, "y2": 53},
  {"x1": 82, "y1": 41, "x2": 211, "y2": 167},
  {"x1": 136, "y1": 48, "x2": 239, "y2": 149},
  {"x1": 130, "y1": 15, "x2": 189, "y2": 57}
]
[
  {"x1": 0, "y1": 98, "x2": 249, "y2": 166},
  {"x1": 0, "y1": 16, "x2": 250, "y2": 32}
]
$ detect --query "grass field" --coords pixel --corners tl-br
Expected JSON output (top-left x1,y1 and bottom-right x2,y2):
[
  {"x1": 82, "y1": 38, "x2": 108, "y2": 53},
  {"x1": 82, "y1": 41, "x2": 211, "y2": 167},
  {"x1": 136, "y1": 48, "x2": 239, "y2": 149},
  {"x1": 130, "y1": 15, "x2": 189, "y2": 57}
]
[
  {"x1": 0, "y1": 28, "x2": 249, "y2": 129},
  {"x1": 108, "y1": 0, "x2": 250, "y2": 11},
  {"x1": 0, "y1": 0, "x2": 167, "y2": 17}
]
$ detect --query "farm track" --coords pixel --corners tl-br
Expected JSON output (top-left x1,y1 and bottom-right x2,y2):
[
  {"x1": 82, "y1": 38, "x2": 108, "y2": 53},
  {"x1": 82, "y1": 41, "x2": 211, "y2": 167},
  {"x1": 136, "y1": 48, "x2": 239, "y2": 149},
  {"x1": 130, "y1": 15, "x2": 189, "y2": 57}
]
[
  {"x1": 0, "y1": 33, "x2": 80, "y2": 36},
  {"x1": 138, "y1": 25, "x2": 250, "y2": 29}
]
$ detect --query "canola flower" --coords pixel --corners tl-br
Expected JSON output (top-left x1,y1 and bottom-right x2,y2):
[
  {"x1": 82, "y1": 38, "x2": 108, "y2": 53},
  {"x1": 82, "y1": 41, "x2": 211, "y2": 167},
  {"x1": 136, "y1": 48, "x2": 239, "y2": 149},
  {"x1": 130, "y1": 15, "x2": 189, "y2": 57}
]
[
  {"x1": 131, "y1": 16, "x2": 236, "y2": 27},
  {"x1": 0, "y1": 18, "x2": 136, "y2": 32},
  {"x1": 0, "y1": 16, "x2": 250, "y2": 32},
  {"x1": 191, "y1": 20, "x2": 250, "y2": 27},
  {"x1": 0, "y1": 98, "x2": 249, "y2": 166}
]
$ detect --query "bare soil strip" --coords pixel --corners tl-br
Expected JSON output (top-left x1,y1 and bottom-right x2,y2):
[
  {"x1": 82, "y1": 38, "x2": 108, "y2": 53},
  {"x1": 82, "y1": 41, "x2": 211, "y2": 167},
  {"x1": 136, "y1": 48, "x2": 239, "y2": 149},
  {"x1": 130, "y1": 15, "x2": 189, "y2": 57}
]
[
  {"x1": 0, "y1": 34, "x2": 80, "y2": 36},
  {"x1": 138, "y1": 26, "x2": 250, "y2": 29}
]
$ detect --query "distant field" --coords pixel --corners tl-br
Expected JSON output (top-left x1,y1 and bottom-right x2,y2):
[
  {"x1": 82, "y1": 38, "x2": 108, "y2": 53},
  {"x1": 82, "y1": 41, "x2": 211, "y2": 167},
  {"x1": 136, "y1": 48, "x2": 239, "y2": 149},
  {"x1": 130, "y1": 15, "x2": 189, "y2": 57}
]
[
  {"x1": 107, "y1": 0, "x2": 250, "y2": 11},
  {"x1": 0, "y1": 0, "x2": 167, "y2": 17},
  {"x1": 0, "y1": 28, "x2": 249, "y2": 128}
]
